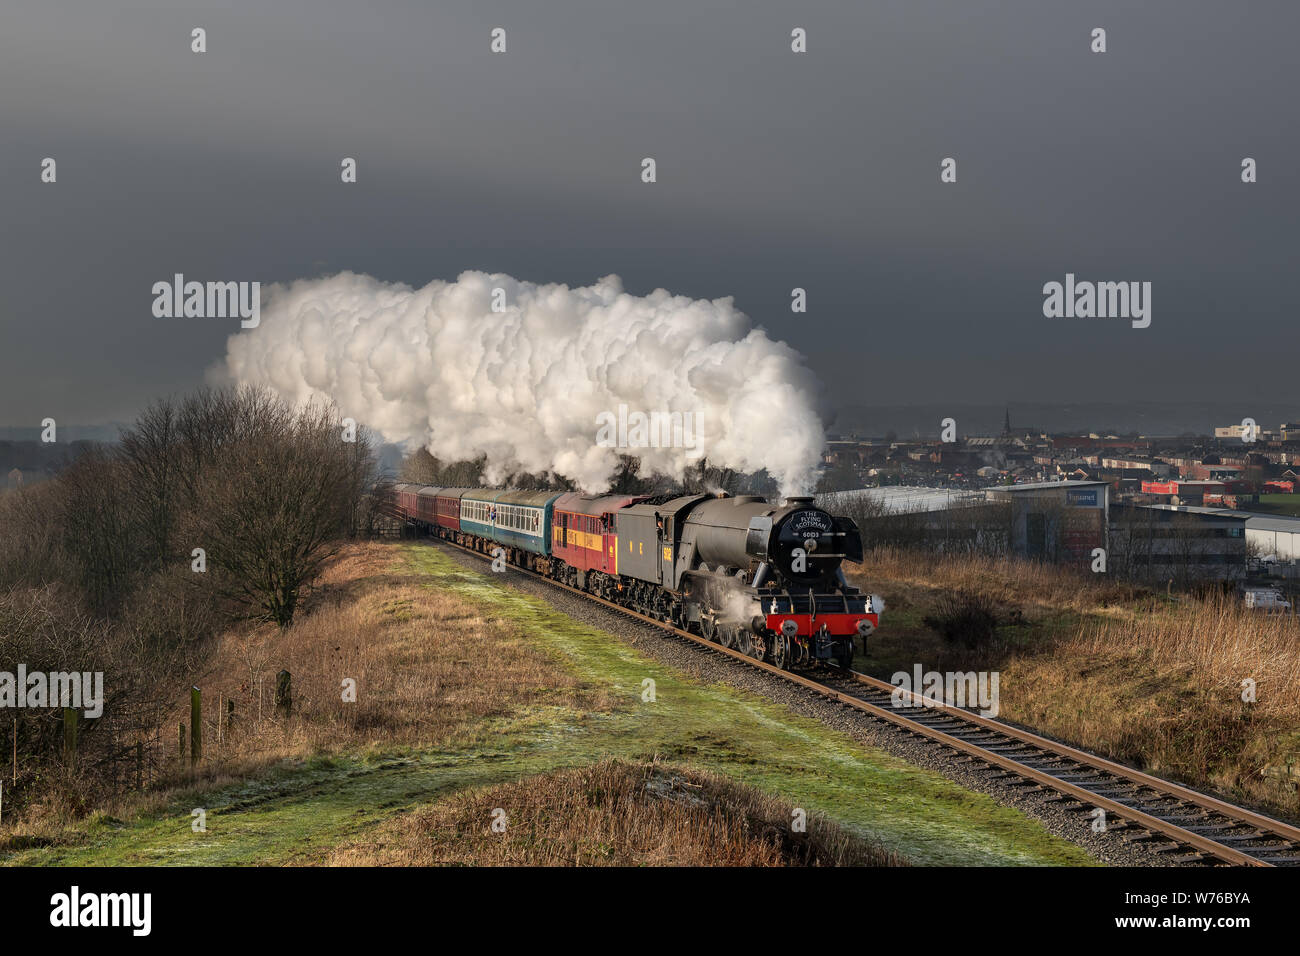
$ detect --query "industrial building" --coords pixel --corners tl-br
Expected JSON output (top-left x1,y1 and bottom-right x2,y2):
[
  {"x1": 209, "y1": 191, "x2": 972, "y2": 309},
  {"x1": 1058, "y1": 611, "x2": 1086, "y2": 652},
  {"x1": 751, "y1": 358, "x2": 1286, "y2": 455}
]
[
  {"x1": 819, "y1": 486, "x2": 984, "y2": 515},
  {"x1": 985, "y1": 480, "x2": 1109, "y2": 566},
  {"x1": 1139, "y1": 479, "x2": 1257, "y2": 506},
  {"x1": 1110, "y1": 504, "x2": 1248, "y2": 581},
  {"x1": 1116, "y1": 505, "x2": 1300, "y2": 567},
  {"x1": 1239, "y1": 514, "x2": 1300, "y2": 563}
]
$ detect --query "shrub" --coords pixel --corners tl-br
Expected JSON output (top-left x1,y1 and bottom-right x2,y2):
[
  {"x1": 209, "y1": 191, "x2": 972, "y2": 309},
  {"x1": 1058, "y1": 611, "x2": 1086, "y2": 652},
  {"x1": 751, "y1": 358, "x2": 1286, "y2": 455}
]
[{"x1": 924, "y1": 590, "x2": 1000, "y2": 650}]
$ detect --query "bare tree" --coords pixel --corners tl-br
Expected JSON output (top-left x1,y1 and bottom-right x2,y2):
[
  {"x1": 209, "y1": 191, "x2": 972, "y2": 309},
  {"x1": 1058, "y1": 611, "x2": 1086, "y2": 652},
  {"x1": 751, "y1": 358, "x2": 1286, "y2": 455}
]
[
  {"x1": 183, "y1": 395, "x2": 357, "y2": 627},
  {"x1": 119, "y1": 398, "x2": 181, "y2": 570},
  {"x1": 399, "y1": 447, "x2": 441, "y2": 485},
  {"x1": 55, "y1": 449, "x2": 140, "y2": 615}
]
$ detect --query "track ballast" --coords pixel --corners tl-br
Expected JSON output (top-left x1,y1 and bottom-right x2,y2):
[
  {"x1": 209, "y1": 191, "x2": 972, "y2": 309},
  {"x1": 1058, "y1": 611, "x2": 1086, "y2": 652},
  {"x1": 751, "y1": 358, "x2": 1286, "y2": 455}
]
[{"x1": 426, "y1": 532, "x2": 1300, "y2": 867}]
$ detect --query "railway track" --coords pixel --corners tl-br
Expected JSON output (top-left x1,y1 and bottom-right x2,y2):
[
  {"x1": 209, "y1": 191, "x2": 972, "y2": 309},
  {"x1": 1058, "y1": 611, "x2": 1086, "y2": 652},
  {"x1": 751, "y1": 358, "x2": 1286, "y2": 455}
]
[{"x1": 429, "y1": 534, "x2": 1300, "y2": 867}]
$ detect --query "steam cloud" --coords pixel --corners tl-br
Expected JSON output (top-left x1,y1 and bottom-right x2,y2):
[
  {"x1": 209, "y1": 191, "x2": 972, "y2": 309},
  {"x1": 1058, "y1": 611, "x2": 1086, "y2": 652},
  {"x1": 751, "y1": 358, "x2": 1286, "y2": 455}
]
[{"x1": 219, "y1": 271, "x2": 825, "y2": 493}]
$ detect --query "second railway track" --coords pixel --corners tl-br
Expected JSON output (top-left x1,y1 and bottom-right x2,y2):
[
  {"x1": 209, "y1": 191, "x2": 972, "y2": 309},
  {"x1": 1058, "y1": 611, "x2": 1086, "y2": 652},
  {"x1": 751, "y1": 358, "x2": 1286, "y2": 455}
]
[{"x1": 429, "y1": 534, "x2": 1300, "y2": 867}]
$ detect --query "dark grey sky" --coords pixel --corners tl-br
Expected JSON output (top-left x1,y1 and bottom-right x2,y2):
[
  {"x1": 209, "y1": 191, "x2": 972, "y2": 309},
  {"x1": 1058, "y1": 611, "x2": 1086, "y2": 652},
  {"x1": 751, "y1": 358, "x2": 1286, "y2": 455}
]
[{"x1": 2, "y1": 0, "x2": 1296, "y2": 429}]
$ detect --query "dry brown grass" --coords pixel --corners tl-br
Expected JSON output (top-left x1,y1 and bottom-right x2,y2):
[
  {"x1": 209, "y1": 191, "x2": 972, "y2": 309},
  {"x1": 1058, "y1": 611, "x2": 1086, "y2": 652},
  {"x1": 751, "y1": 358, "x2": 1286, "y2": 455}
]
[
  {"x1": 3, "y1": 542, "x2": 617, "y2": 848},
  {"x1": 325, "y1": 758, "x2": 904, "y2": 866},
  {"x1": 1003, "y1": 596, "x2": 1300, "y2": 808},
  {"x1": 851, "y1": 545, "x2": 1300, "y2": 816},
  {"x1": 140, "y1": 542, "x2": 615, "y2": 794},
  {"x1": 850, "y1": 545, "x2": 1150, "y2": 615}
]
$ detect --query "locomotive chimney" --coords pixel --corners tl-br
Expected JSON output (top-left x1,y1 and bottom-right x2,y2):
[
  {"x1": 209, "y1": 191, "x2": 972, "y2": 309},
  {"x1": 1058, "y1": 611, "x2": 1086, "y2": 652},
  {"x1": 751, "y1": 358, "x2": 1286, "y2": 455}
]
[{"x1": 784, "y1": 496, "x2": 814, "y2": 506}]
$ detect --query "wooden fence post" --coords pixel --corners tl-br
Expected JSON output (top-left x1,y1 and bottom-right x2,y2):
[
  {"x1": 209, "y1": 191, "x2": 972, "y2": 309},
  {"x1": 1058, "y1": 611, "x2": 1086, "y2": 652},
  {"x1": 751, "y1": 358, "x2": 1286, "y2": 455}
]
[
  {"x1": 226, "y1": 699, "x2": 235, "y2": 739},
  {"x1": 179, "y1": 722, "x2": 186, "y2": 762},
  {"x1": 190, "y1": 687, "x2": 202, "y2": 766},
  {"x1": 62, "y1": 708, "x2": 77, "y2": 768},
  {"x1": 274, "y1": 670, "x2": 292, "y2": 718}
]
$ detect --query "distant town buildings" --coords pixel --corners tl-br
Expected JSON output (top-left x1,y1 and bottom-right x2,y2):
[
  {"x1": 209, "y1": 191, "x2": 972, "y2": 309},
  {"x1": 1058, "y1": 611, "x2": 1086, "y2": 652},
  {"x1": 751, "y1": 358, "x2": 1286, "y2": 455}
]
[{"x1": 819, "y1": 418, "x2": 1300, "y2": 582}]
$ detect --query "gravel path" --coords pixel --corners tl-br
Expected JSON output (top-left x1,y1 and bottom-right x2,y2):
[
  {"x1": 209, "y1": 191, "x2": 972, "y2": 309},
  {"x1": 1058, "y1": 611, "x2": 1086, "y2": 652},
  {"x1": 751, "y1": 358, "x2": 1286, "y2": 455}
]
[{"x1": 429, "y1": 539, "x2": 1183, "y2": 866}]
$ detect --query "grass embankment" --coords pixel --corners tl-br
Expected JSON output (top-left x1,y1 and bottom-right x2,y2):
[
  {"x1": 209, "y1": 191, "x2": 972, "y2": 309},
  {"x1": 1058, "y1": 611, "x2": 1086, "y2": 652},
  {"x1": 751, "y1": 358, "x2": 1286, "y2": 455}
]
[
  {"x1": 848, "y1": 547, "x2": 1300, "y2": 818},
  {"x1": 1, "y1": 542, "x2": 1091, "y2": 867},
  {"x1": 1251, "y1": 494, "x2": 1300, "y2": 518},
  {"x1": 327, "y1": 758, "x2": 899, "y2": 866}
]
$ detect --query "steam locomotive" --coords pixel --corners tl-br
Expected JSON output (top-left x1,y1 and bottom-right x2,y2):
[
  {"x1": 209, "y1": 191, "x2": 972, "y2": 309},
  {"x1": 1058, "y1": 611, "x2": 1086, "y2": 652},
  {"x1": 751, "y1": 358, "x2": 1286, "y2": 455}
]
[{"x1": 393, "y1": 484, "x2": 881, "y2": 670}]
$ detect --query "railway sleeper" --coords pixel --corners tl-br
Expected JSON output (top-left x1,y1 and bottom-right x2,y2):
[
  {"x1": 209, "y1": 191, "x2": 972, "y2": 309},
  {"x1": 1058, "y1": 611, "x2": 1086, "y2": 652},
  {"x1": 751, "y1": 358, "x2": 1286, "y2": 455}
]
[
  {"x1": 1072, "y1": 788, "x2": 1144, "y2": 800},
  {"x1": 1182, "y1": 832, "x2": 1270, "y2": 844},
  {"x1": 429, "y1": 535, "x2": 1300, "y2": 863}
]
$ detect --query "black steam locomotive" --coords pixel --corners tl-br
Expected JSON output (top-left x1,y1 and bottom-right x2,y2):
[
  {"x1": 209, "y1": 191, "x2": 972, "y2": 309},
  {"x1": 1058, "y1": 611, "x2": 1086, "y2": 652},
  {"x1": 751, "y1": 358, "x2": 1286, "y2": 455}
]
[{"x1": 393, "y1": 484, "x2": 882, "y2": 670}]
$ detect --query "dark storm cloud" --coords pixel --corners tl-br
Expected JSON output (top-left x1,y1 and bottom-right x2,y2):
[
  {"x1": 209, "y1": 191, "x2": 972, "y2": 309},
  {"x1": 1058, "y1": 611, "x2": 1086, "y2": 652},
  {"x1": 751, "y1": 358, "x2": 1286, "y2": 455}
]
[{"x1": 1, "y1": 0, "x2": 1296, "y2": 429}]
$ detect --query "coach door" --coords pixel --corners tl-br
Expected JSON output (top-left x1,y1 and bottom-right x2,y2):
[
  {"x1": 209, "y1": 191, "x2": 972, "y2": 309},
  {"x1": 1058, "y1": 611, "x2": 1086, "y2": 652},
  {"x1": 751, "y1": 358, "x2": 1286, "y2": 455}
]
[{"x1": 597, "y1": 513, "x2": 613, "y2": 574}]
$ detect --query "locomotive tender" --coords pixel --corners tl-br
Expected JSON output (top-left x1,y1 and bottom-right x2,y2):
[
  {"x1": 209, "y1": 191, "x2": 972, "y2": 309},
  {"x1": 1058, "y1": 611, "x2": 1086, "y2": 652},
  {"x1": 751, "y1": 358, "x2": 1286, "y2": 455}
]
[{"x1": 393, "y1": 484, "x2": 881, "y2": 670}]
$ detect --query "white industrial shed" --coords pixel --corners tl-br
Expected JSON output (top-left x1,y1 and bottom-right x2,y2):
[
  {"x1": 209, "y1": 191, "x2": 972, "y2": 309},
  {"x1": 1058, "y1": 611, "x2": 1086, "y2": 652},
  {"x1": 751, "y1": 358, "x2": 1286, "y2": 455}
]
[
  {"x1": 1243, "y1": 514, "x2": 1300, "y2": 563},
  {"x1": 819, "y1": 486, "x2": 984, "y2": 515}
]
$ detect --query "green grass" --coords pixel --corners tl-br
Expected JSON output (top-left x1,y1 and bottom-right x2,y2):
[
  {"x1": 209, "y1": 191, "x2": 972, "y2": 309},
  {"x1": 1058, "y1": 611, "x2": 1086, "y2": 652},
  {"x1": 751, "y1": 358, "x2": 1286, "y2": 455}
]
[
  {"x1": 1249, "y1": 495, "x2": 1300, "y2": 518},
  {"x1": 3, "y1": 544, "x2": 1098, "y2": 867}
]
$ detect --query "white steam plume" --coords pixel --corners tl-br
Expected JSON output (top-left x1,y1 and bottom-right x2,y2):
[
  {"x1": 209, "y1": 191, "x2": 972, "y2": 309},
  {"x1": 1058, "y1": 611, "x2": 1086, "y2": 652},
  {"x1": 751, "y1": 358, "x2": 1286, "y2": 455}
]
[{"x1": 218, "y1": 271, "x2": 825, "y2": 494}]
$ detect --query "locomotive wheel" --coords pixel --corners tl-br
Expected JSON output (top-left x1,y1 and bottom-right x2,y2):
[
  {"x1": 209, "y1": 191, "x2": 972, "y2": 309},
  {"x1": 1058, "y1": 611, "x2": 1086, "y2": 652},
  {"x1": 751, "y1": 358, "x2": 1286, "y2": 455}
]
[
  {"x1": 719, "y1": 626, "x2": 737, "y2": 650},
  {"x1": 701, "y1": 617, "x2": 717, "y2": 642},
  {"x1": 735, "y1": 629, "x2": 753, "y2": 657},
  {"x1": 835, "y1": 645, "x2": 854, "y2": 670},
  {"x1": 769, "y1": 634, "x2": 789, "y2": 670}
]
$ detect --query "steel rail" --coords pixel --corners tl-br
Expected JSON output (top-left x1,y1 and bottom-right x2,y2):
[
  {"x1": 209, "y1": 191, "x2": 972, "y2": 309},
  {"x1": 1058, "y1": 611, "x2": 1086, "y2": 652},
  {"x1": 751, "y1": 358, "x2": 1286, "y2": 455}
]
[
  {"x1": 426, "y1": 534, "x2": 1299, "y2": 866},
  {"x1": 843, "y1": 670, "x2": 1300, "y2": 857}
]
